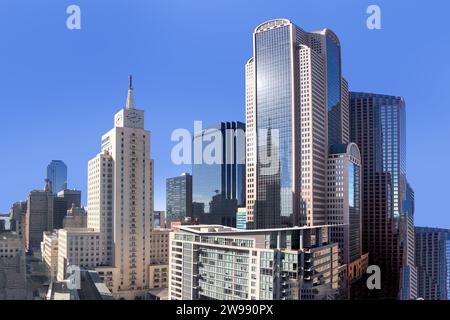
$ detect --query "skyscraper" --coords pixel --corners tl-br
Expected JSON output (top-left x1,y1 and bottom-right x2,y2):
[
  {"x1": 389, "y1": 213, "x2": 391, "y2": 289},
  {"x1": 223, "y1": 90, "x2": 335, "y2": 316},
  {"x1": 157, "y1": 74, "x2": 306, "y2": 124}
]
[
  {"x1": 192, "y1": 122, "x2": 245, "y2": 227},
  {"x1": 415, "y1": 227, "x2": 450, "y2": 300},
  {"x1": 245, "y1": 19, "x2": 349, "y2": 229},
  {"x1": 47, "y1": 160, "x2": 68, "y2": 193},
  {"x1": 327, "y1": 143, "x2": 368, "y2": 289},
  {"x1": 350, "y1": 92, "x2": 416, "y2": 299},
  {"x1": 87, "y1": 76, "x2": 154, "y2": 298},
  {"x1": 166, "y1": 173, "x2": 192, "y2": 227}
]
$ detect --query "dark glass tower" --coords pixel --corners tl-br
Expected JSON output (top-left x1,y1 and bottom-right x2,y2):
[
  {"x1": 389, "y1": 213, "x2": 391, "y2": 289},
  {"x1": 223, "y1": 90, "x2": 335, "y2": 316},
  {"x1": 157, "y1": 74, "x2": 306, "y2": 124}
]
[
  {"x1": 415, "y1": 227, "x2": 450, "y2": 300},
  {"x1": 46, "y1": 160, "x2": 68, "y2": 193},
  {"x1": 166, "y1": 173, "x2": 193, "y2": 227},
  {"x1": 350, "y1": 92, "x2": 416, "y2": 299},
  {"x1": 192, "y1": 122, "x2": 245, "y2": 227}
]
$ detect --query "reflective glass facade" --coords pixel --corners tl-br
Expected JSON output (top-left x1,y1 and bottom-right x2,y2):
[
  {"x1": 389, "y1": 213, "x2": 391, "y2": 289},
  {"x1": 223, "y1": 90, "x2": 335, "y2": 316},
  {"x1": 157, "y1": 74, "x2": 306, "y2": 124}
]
[
  {"x1": 348, "y1": 161, "x2": 361, "y2": 262},
  {"x1": 166, "y1": 173, "x2": 192, "y2": 227},
  {"x1": 192, "y1": 122, "x2": 245, "y2": 227},
  {"x1": 325, "y1": 36, "x2": 342, "y2": 146},
  {"x1": 350, "y1": 92, "x2": 409, "y2": 298},
  {"x1": 46, "y1": 160, "x2": 67, "y2": 194},
  {"x1": 254, "y1": 24, "x2": 294, "y2": 229},
  {"x1": 415, "y1": 227, "x2": 450, "y2": 300}
]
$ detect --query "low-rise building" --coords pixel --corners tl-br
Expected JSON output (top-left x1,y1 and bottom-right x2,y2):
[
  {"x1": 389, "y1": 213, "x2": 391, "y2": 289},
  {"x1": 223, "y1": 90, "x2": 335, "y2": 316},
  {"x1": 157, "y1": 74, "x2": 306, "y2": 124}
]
[{"x1": 57, "y1": 228, "x2": 103, "y2": 281}]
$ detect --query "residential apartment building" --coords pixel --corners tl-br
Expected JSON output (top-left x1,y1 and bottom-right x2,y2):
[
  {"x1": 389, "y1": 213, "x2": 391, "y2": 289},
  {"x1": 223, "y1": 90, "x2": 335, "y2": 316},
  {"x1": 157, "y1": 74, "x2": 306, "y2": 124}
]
[{"x1": 169, "y1": 225, "x2": 341, "y2": 300}]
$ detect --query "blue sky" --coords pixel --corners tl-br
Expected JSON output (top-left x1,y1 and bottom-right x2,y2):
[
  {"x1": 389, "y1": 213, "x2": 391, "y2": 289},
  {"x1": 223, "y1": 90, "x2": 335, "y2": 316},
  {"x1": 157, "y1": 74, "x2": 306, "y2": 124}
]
[{"x1": 0, "y1": 0, "x2": 449, "y2": 228}]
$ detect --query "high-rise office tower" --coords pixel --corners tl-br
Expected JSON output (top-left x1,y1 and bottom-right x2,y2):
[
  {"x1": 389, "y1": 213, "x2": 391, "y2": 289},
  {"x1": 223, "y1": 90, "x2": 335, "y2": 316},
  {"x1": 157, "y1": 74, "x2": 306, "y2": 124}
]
[
  {"x1": 87, "y1": 76, "x2": 154, "y2": 298},
  {"x1": 192, "y1": 122, "x2": 245, "y2": 227},
  {"x1": 350, "y1": 92, "x2": 417, "y2": 299},
  {"x1": 245, "y1": 19, "x2": 349, "y2": 228},
  {"x1": 47, "y1": 160, "x2": 68, "y2": 193},
  {"x1": 415, "y1": 227, "x2": 450, "y2": 300},
  {"x1": 166, "y1": 173, "x2": 192, "y2": 227}
]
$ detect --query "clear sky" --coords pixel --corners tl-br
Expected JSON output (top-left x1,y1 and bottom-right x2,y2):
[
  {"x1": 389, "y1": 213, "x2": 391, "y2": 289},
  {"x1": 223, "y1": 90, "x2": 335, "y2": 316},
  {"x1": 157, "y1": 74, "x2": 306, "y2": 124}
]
[{"x1": 0, "y1": 0, "x2": 449, "y2": 228}]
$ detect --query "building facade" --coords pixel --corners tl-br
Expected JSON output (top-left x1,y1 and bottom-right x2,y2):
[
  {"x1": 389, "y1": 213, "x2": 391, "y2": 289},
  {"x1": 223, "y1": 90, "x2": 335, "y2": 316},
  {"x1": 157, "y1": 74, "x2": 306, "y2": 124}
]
[
  {"x1": 192, "y1": 122, "x2": 246, "y2": 227},
  {"x1": 47, "y1": 160, "x2": 68, "y2": 194},
  {"x1": 25, "y1": 180, "x2": 54, "y2": 251},
  {"x1": 86, "y1": 76, "x2": 154, "y2": 298},
  {"x1": 415, "y1": 227, "x2": 450, "y2": 300},
  {"x1": 166, "y1": 173, "x2": 192, "y2": 227},
  {"x1": 0, "y1": 232, "x2": 28, "y2": 299},
  {"x1": 56, "y1": 228, "x2": 103, "y2": 282},
  {"x1": 169, "y1": 225, "x2": 341, "y2": 300},
  {"x1": 245, "y1": 19, "x2": 350, "y2": 229},
  {"x1": 350, "y1": 92, "x2": 416, "y2": 299},
  {"x1": 41, "y1": 231, "x2": 59, "y2": 279}
]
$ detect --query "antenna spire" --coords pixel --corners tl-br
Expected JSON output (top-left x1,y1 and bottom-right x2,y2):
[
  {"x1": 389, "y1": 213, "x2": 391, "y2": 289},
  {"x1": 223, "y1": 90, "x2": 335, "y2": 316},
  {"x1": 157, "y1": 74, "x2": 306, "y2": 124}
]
[{"x1": 126, "y1": 75, "x2": 135, "y2": 109}]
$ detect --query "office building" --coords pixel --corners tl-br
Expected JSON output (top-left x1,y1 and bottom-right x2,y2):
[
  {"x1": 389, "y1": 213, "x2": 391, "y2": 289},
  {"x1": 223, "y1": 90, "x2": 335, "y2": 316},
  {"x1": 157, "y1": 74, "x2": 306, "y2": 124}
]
[
  {"x1": 154, "y1": 210, "x2": 166, "y2": 229},
  {"x1": 0, "y1": 232, "x2": 28, "y2": 299},
  {"x1": 56, "y1": 228, "x2": 103, "y2": 282},
  {"x1": 169, "y1": 225, "x2": 341, "y2": 300},
  {"x1": 63, "y1": 205, "x2": 87, "y2": 229},
  {"x1": 245, "y1": 19, "x2": 350, "y2": 229},
  {"x1": 192, "y1": 122, "x2": 245, "y2": 227},
  {"x1": 350, "y1": 92, "x2": 417, "y2": 299},
  {"x1": 327, "y1": 143, "x2": 369, "y2": 294},
  {"x1": 47, "y1": 160, "x2": 68, "y2": 193},
  {"x1": 166, "y1": 173, "x2": 192, "y2": 226},
  {"x1": 41, "y1": 231, "x2": 59, "y2": 279},
  {"x1": 9, "y1": 201, "x2": 27, "y2": 247},
  {"x1": 236, "y1": 207, "x2": 247, "y2": 230},
  {"x1": 25, "y1": 180, "x2": 54, "y2": 251},
  {"x1": 415, "y1": 227, "x2": 450, "y2": 300},
  {"x1": 53, "y1": 189, "x2": 82, "y2": 230}
]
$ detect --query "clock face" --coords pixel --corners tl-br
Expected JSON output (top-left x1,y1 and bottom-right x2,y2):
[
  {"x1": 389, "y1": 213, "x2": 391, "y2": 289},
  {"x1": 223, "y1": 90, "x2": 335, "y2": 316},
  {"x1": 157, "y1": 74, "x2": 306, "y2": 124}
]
[
  {"x1": 116, "y1": 114, "x2": 123, "y2": 125},
  {"x1": 127, "y1": 111, "x2": 142, "y2": 124}
]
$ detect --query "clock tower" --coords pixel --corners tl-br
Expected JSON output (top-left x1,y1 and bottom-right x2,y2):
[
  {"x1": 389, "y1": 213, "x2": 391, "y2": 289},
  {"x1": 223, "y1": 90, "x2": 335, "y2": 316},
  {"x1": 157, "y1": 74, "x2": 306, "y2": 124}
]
[
  {"x1": 92, "y1": 75, "x2": 154, "y2": 298},
  {"x1": 114, "y1": 75, "x2": 145, "y2": 129}
]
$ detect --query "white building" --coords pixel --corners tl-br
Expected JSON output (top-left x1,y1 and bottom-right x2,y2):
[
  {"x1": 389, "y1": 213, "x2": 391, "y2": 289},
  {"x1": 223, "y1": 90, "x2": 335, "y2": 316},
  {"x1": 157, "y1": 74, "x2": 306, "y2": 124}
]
[
  {"x1": 57, "y1": 228, "x2": 102, "y2": 281},
  {"x1": 41, "y1": 231, "x2": 59, "y2": 279}
]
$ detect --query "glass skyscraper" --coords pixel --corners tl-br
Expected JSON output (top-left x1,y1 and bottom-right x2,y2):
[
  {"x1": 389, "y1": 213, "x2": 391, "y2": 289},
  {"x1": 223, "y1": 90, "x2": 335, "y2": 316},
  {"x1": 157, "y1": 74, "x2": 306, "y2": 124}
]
[
  {"x1": 246, "y1": 20, "x2": 350, "y2": 229},
  {"x1": 46, "y1": 160, "x2": 68, "y2": 194},
  {"x1": 166, "y1": 173, "x2": 192, "y2": 227},
  {"x1": 415, "y1": 227, "x2": 450, "y2": 300},
  {"x1": 192, "y1": 122, "x2": 245, "y2": 227},
  {"x1": 350, "y1": 92, "x2": 416, "y2": 299}
]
